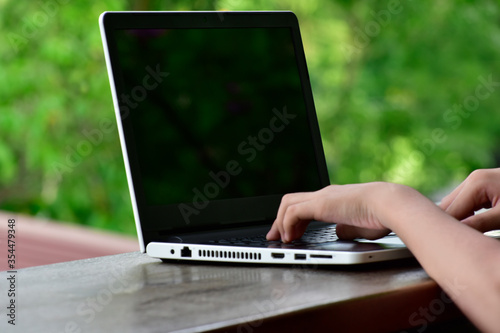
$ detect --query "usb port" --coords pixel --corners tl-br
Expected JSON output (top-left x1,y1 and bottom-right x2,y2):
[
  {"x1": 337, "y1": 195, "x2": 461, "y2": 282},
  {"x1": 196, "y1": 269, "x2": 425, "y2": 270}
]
[
  {"x1": 294, "y1": 253, "x2": 306, "y2": 260},
  {"x1": 271, "y1": 253, "x2": 285, "y2": 259}
]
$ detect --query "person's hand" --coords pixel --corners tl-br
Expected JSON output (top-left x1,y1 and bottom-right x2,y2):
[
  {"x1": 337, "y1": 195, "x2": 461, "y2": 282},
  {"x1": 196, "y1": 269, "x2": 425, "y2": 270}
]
[
  {"x1": 439, "y1": 168, "x2": 500, "y2": 232},
  {"x1": 266, "y1": 182, "x2": 426, "y2": 243}
]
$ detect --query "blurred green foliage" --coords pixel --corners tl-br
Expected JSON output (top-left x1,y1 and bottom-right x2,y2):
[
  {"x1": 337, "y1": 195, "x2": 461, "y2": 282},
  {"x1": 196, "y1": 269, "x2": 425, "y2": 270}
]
[{"x1": 1, "y1": 0, "x2": 499, "y2": 234}]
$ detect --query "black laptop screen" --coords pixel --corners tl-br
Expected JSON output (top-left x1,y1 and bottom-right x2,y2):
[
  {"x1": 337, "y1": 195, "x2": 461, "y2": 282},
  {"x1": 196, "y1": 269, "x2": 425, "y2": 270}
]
[
  {"x1": 115, "y1": 29, "x2": 320, "y2": 195},
  {"x1": 106, "y1": 14, "x2": 328, "y2": 235}
]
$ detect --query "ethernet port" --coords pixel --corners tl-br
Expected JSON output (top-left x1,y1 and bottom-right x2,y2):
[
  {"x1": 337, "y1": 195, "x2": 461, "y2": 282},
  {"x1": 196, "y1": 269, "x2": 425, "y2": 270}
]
[{"x1": 181, "y1": 246, "x2": 192, "y2": 257}]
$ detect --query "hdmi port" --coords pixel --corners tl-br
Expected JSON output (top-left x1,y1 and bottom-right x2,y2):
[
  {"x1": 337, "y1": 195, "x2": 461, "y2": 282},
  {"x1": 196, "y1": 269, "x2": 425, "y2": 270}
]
[{"x1": 271, "y1": 253, "x2": 285, "y2": 259}]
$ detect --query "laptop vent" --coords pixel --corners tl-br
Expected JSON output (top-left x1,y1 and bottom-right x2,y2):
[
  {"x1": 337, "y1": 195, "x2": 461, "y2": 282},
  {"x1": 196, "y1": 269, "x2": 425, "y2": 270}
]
[{"x1": 198, "y1": 249, "x2": 262, "y2": 260}]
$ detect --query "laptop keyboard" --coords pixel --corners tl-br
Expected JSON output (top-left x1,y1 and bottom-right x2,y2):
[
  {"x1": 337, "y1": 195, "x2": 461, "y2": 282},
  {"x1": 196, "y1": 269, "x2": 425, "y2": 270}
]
[{"x1": 206, "y1": 225, "x2": 339, "y2": 247}]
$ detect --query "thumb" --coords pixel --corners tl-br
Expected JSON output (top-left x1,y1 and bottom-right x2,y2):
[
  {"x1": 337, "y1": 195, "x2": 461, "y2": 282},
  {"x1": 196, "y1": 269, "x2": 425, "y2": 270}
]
[
  {"x1": 461, "y1": 208, "x2": 500, "y2": 233},
  {"x1": 336, "y1": 224, "x2": 391, "y2": 240}
]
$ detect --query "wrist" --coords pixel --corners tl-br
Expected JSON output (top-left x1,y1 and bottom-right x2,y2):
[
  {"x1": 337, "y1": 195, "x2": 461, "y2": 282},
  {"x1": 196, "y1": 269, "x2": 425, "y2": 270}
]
[{"x1": 372, "y1": 183, "x2": 433, "y2": 233}]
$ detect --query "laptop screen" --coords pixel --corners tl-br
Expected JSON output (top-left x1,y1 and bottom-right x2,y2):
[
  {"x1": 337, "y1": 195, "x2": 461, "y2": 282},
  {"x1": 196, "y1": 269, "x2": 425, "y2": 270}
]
[{"x1": 103, "y1": 12, "x2": 329, "y2": 240}]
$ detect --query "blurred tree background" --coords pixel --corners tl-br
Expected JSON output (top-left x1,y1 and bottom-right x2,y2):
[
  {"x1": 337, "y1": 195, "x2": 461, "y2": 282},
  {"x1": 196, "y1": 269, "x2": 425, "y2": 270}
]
[{"x1": 1, "y1": 0, "x2": 499, "y2": 235}]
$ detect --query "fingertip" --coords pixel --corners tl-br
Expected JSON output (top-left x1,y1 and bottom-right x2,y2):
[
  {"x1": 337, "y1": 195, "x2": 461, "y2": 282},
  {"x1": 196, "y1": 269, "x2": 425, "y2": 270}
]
[
  {"x1": 335, "y1": 224, "x2": 355, "y2": 240},
  {"x1": 462, "y1": 216, "x2": 484, "y2": 232},
  {"x1": 282, "y1": 232, "x2": 289, "y2": 243},
  {"x1": 462, "y1": 211, "x2": 498, "y2": 233},
  {"x1": 266, "y1": 226, "x2": 280, "y2": 241}
]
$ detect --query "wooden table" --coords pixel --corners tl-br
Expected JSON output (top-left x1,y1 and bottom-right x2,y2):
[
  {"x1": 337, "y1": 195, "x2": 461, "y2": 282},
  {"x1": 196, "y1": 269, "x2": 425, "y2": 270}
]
[{"x1": 0, "y1": 251, "x2": 476, "y2": 333}]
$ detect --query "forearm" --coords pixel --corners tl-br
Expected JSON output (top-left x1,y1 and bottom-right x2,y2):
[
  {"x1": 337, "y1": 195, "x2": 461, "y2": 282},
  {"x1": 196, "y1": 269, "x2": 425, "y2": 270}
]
[{"x1": 381, "y1": 187, "x2": 500, "y2": 333}]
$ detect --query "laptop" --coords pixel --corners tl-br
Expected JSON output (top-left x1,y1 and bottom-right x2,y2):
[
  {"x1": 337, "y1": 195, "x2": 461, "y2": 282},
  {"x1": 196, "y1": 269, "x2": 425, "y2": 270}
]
[{"x1": 99, "y1": 10, "x2": 413, "y2": 265}]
